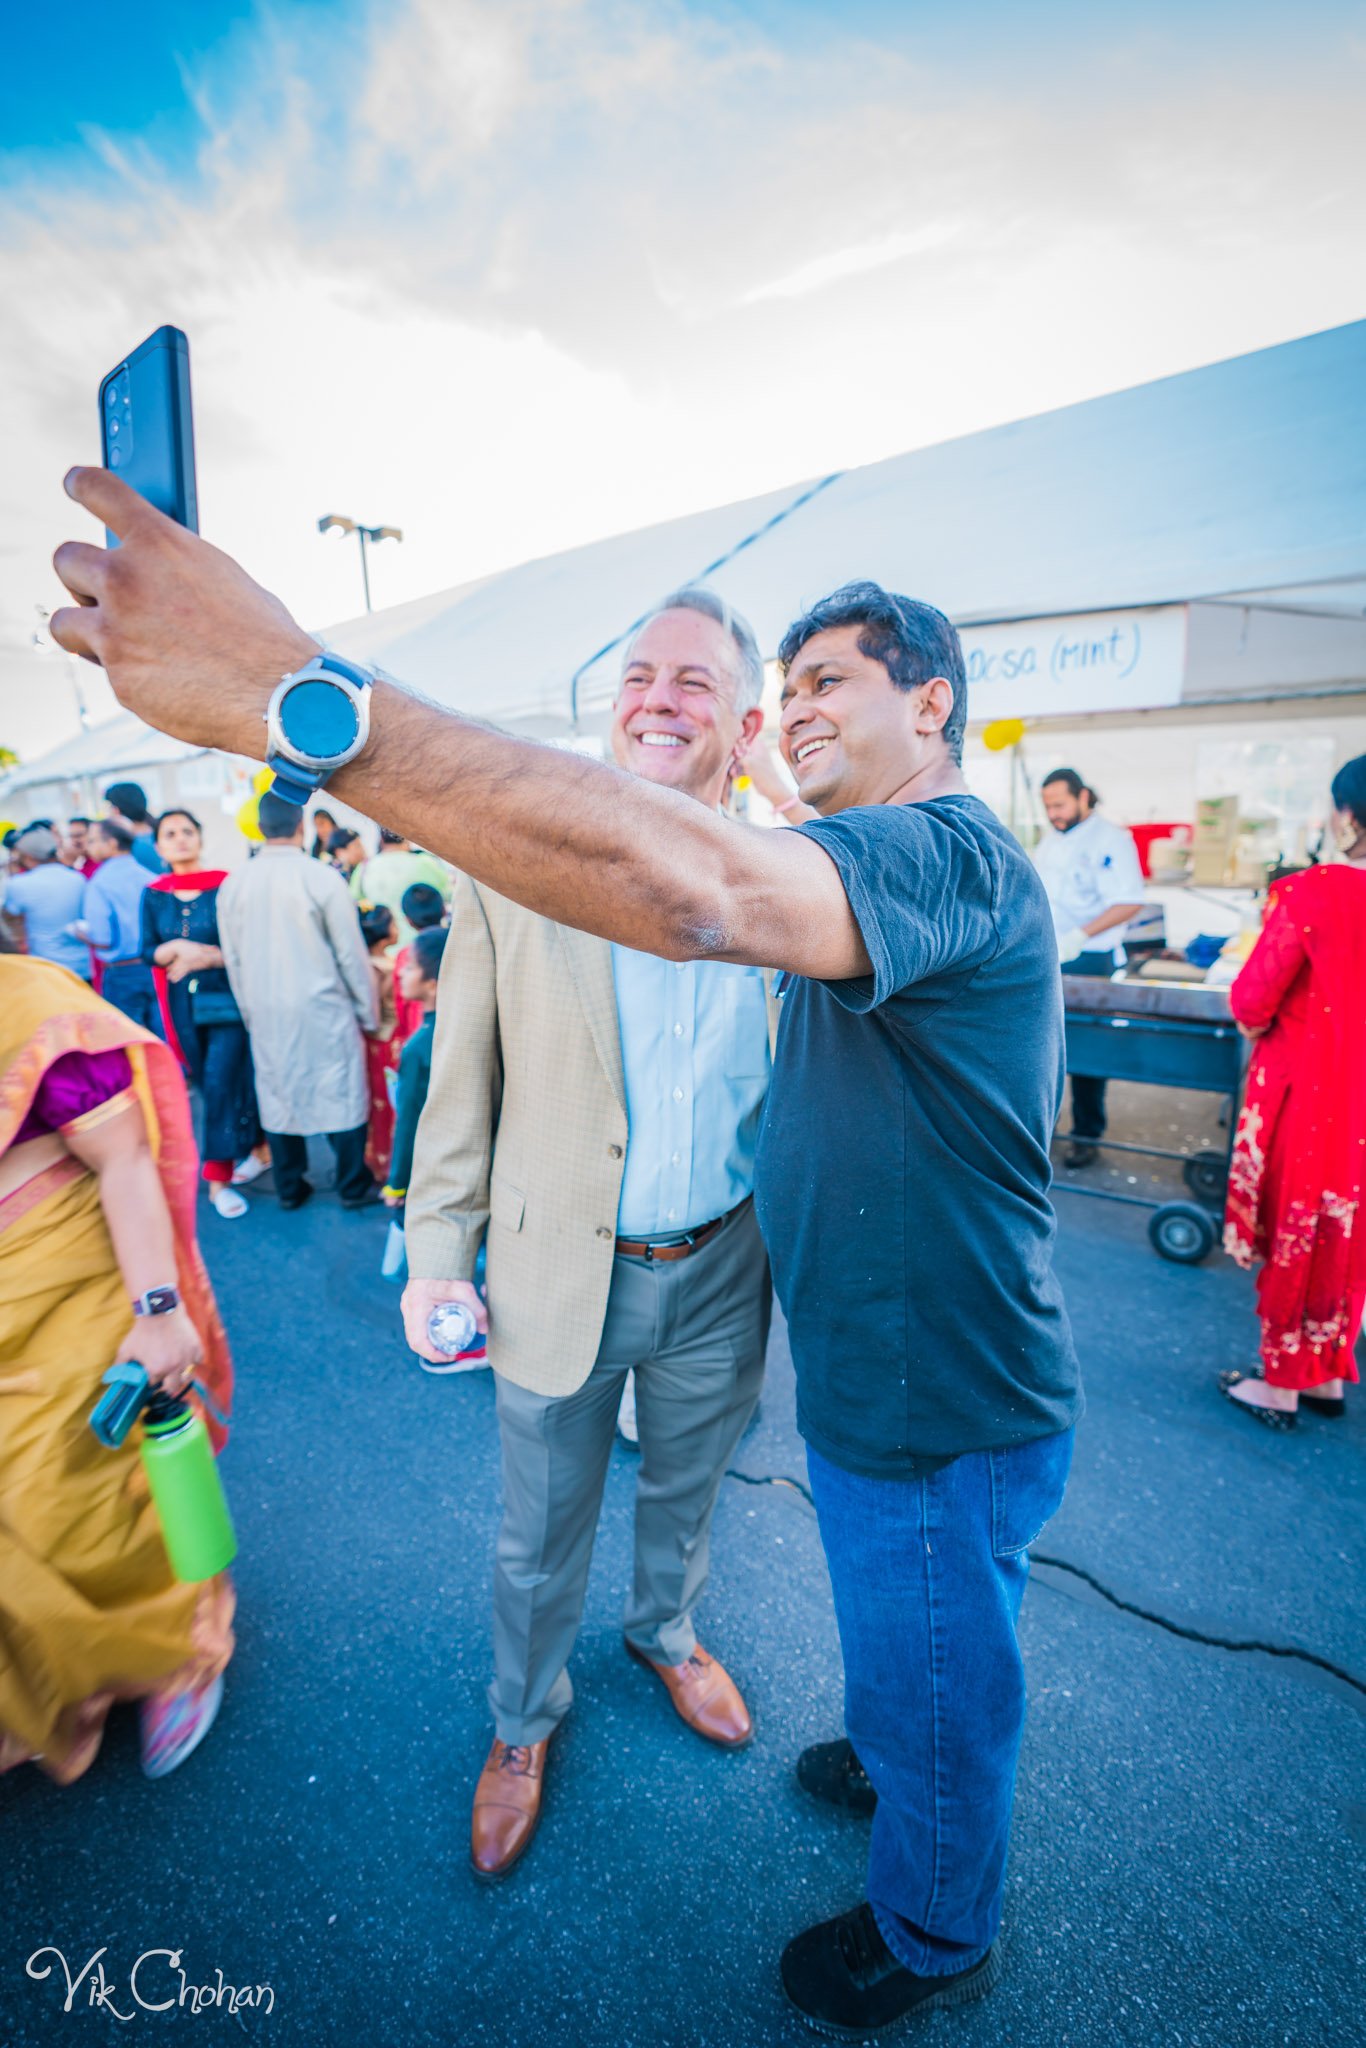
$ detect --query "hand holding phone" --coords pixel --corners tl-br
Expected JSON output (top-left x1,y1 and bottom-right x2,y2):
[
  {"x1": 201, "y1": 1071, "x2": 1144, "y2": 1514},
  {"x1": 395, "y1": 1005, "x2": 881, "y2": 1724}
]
[{"x1": 99, "y1": 325, "x2": 198, "y2": 541}]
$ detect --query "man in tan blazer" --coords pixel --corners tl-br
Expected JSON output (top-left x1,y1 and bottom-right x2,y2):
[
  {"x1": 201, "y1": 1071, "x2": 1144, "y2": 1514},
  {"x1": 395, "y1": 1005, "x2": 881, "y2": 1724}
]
[{"x1": 401, "y1": 588, "x2": 776, "y2": 1880}]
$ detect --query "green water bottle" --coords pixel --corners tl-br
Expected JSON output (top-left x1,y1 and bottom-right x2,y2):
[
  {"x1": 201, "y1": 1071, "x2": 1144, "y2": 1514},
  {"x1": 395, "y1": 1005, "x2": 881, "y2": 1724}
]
[{"x1": 141, "y1": 1394, "x2": 238, "y2": 1582}]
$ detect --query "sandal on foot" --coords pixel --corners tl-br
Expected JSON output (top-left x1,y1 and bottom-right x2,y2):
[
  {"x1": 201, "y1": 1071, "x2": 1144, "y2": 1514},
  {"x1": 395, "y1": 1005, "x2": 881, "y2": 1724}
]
[
  {"x1": 1300, "y1": 1390, "x2": 1346, "y2": 1418},
  {"x1": 1217, "y1": 1369, "x2": 1296, "y2": 1432}
]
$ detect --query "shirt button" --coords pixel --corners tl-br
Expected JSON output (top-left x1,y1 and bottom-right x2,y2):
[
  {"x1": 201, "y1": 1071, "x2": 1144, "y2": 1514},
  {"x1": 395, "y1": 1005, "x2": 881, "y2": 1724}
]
[
  {"x1": 667, "y1": 1209, "x2": 678, "y2": 1222},
  {"x1": 608, "y1": 1143, "x2": 622, "y2": 1158},
  {"x1": 672, "y1": 1086, "x2": 684, "y2": 1102},
  {"x1": 596, "y1": 1226, "x2": 612, "y2": 1240},
  {"x1": 670, "y1": 1151, "x2": 681, "y2": 1167},
  {"x1": 673, "y1": 1021, "x2": 683, "y2": 1036}
]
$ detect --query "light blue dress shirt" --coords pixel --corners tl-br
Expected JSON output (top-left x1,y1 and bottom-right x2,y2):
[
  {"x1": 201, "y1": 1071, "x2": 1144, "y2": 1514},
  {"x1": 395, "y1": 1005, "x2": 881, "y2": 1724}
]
[
  {"x1": 610, "y1": 945, "x2": 771, "y2": 1236},
  {"x1": 82, "y1": 853, "x2": 152, "y2": 963},
  {"x1": 0, "y1": 861, "x2": 90, "y2": 976}
]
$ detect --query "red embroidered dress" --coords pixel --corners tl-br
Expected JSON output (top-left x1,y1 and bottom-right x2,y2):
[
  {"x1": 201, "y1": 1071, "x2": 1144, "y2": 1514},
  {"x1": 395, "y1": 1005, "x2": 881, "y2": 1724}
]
[{"x1": 1225, "y1": 864, "x2": 1366, "y2": 1387}]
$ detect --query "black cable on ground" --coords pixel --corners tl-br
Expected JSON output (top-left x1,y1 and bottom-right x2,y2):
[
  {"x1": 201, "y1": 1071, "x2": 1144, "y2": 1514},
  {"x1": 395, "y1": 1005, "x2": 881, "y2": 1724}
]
[
  {"x1": 1030, "y1": 1553, "x2": 1366, "y2": 1697},
  {"x1": 725, "y1": 1468, "x2": 1366, "y2": 1698},
  {"x1": 726, "y1": 1467, "x2": 815, "y2": 1507}
]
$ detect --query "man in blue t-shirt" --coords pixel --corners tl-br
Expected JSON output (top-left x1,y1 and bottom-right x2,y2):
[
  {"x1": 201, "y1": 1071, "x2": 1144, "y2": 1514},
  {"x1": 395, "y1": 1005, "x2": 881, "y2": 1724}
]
[{"x1": 51, "y1": 472, "x2": 1081, "y2": 2034}]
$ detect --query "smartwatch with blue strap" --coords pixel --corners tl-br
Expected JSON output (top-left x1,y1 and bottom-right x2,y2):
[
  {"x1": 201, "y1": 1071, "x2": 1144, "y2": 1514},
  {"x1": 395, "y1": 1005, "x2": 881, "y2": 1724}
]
[{"x1": 263, "y1": 649, "x2": 375, "y2": 806}]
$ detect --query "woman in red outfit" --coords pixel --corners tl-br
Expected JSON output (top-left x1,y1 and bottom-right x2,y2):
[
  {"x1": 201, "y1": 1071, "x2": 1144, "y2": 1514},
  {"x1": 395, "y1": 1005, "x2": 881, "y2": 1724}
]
[{"x1": 1219, "y1": 755, "x2": 1366, "y2": 1430}]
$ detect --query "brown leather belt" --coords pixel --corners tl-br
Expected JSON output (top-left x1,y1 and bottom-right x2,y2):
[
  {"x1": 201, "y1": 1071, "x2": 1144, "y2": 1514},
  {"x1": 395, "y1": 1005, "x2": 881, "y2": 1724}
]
[{"x1": 614, "y1": 1197, "x2": 748, "y2": 1263}]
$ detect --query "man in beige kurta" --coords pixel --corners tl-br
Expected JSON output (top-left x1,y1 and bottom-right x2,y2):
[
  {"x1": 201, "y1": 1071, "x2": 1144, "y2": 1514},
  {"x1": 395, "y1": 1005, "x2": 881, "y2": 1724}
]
[{"x1": 218, "y1": 791, "x2": 379, "y2": 1208}]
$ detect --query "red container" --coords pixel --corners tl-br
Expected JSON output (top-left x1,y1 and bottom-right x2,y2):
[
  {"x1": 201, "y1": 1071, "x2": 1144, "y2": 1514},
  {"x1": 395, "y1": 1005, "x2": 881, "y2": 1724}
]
[{"x1": 1129, "y1": 822, "x2": 1192, "y2": 878}]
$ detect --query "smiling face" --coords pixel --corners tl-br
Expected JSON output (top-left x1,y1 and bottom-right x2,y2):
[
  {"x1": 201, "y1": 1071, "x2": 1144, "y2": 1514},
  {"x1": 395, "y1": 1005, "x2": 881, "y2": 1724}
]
[
  {"x1": 155, "y1": 811, "x2": 203, "y2": 872},
  {"x1": 610, "y1": 608, "x2": 763, "y2": 807},
  {"x1": 778, "y1": 624, "x2": 957, "y2": 814}
]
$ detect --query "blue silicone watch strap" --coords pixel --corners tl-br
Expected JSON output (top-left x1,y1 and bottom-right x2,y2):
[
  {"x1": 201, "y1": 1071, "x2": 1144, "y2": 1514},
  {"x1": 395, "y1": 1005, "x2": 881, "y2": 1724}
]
[{"x1": 264, "y1": 754, "x2": 324, "y2": 805}]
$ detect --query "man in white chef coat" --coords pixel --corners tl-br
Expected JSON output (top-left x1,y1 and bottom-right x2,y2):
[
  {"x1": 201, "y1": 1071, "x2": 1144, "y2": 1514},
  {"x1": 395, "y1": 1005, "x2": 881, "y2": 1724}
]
[{"x1": 1033, "y1": 768, "x2": 1145, "y2": 1167}]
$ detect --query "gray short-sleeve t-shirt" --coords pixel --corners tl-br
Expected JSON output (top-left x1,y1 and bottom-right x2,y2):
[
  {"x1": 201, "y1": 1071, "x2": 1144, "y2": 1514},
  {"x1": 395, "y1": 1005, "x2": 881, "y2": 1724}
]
[{"x1": 753, "y1": 794, "x2": 1081, "y2": 1479}]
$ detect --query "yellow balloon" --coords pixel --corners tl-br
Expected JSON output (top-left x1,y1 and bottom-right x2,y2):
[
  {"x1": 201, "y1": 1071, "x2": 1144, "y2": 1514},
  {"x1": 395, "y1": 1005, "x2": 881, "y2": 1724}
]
[
  {"x1": 236, "y1": 795, "x2": 263, "y2": 843},
  {"x1": 982, "y1": 717, "x2": 1026, "y2": 753},
  {"x1": 252, "y1": 766, "x2": 275, "y2": 796}
]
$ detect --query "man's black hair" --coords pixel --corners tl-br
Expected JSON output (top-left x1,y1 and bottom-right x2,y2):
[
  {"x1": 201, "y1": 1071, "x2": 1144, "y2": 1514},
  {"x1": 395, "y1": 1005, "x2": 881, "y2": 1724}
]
[
  {"x1": 258, "y1": 790, "x2": 305, "y2": 842},
  {"x1": 1331, "y1": 752, "x2": 1366, "y2": 830},
  {"x1": 401, "y1": 882, "x2": 446, "y2": 931},
  {"x1": 328, "y1": 827, "x2": 359, "y2": 851},
  {"x1": 412, "y1": 927, "x2": 447, "y2": 983},
  {"x1": 104, "y1": 781, "x2": 150, "y2": 824},
  {"x1": 777, "y1": 581, "x2": 968, "y2": 765},
  {"x1": 95, "y1": 818, "x2": 136, "y2": 853},
  {"x1": 379, "y1": 827, "x2": 406, "y2": 846},
  {"x1": 69, "y1": 815, "x2": 92, "y2": 827},
  {"x1": 1041, "y1": 768, "x2": 1100, "y2": 805}
]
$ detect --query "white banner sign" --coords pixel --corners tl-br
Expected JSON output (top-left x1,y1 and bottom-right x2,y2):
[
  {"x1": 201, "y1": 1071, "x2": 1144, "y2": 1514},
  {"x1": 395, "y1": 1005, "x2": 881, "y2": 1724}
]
[{"x1": 960, "y1": 605, "x2": 1188, "y2": 722}]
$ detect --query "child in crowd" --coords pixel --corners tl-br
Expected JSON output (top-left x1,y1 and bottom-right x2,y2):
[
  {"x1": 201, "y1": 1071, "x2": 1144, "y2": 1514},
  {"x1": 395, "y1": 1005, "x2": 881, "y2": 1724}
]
[
  {"x1": 383, "y1": 927, "x2": 487, "y2": 1371},
  {"x1": 393, "y1": 882, "x2": 448, "y2": 1045},
  {"x1": 358, "y1": 902, "x2": 399, "y2": 1182}
]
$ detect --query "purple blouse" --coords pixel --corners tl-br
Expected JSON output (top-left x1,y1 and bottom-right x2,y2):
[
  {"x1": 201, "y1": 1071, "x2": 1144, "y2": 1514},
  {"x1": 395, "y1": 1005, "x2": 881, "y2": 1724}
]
[{"x1": 11, "y1": 1049, "x2": 133, "y2": 1146}]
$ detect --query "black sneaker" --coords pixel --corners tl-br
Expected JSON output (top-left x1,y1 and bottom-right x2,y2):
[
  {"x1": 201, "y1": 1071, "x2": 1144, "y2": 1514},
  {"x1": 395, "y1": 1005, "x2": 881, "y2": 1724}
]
[
  {"x1": 796, "y1": 1739, "x2": 877, "y2": 1817},
  {"x1": 278, "y1": 1183, "x2": 314, "y2": 1211},
  {"x1": 781, "y1": 1903, "x2": 1001, "y2": 2038}
]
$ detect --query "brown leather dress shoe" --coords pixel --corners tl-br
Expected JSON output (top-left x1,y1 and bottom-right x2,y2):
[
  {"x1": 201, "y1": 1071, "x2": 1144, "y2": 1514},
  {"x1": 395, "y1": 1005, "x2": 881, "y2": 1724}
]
[
  {"x1": 470, "y1": 1735, "x2": 551, "y2": 1881},
  {"x1": 626, "y1": 1639, "x2": 753, "y2": 1749}
]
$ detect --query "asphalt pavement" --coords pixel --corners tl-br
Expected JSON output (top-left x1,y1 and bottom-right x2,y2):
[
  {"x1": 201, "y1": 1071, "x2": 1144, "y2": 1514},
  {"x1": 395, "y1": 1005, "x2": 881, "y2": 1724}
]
[{"x1": 4, "y1": 1083, "x2": 1364, "y2": 2048}]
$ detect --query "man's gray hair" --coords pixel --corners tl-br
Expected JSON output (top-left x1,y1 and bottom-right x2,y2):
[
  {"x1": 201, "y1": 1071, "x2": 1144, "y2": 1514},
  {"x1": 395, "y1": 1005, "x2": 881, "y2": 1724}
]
[
  {"x1": 15, "y1": 825, "x2": 58, "y2": 862},
  {"x1": 622, "y1": 586, "x2": 765, "y2": 714}
]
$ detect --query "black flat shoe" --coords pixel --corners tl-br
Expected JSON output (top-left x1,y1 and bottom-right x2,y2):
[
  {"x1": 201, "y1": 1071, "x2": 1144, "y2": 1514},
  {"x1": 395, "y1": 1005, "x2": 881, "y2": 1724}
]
[
  {"x1": 278, "y1": 1183, "x2": 314, "y2": 1211},
  {"x1": 1300, "y1": 1391, "x2": 1346, "y2": 1418},
  {"x1": 1062, "y1": 1138, "x2": 1099, "y2": 1169},
  {"x1": 1217, "y1": 1369, "x2": 1297, "y2": 1431},
  {"x1": 781, "y1": 1902, "x2": 1001, "y2": 2038},
  {"x1": 796, "y1": 1739, "x2": 878, "y2": 1817}
]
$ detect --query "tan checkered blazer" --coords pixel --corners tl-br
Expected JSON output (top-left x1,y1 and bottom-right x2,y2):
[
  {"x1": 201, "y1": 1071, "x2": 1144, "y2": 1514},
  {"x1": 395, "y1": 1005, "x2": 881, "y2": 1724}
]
[{"x1": 404, "y1": 872, "x2": 777, "y2": 1397}]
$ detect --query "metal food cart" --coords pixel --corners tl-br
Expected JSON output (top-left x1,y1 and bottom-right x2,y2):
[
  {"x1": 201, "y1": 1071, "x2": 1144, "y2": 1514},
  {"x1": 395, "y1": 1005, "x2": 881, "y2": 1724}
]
[{"x1": 1055, "y1": 975, "x2": 1246, "y2": 1263}]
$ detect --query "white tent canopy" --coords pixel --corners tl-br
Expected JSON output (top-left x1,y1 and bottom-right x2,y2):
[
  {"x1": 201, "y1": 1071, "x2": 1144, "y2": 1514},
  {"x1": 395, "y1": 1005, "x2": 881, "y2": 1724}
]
[{"x1": 6, "y1": 317, "x2": 1364, "y2": 804}]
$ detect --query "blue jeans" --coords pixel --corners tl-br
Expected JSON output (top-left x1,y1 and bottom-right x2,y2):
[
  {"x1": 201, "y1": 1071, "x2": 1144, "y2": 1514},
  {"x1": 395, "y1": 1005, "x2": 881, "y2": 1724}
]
[{"x1": 807, "y1": 1428, "x2": 1074, "y2": 1976}]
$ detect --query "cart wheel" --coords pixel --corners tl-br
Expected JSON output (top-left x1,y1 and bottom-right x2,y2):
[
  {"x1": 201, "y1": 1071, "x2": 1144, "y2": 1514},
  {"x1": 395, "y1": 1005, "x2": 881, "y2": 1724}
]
[
  {"x1": 1148, "y1": 1202, "x2": 1216, "y2": 1264},
  {"x1": 1182, "y1": 1151, "x2": 1228, "y2": 1204}
]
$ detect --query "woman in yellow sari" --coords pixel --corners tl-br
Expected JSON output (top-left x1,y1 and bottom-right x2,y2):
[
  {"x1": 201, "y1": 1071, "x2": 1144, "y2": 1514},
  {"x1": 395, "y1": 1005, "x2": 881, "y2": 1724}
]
[{"x1": 0, "y1": 951, "x2": 235, "y2": 1782}]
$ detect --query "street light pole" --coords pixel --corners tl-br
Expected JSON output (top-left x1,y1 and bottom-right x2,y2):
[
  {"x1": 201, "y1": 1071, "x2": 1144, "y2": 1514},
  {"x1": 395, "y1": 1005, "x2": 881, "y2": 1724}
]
[{"x1": 317, "y1": 515, "x2": 404, "y2": 614}]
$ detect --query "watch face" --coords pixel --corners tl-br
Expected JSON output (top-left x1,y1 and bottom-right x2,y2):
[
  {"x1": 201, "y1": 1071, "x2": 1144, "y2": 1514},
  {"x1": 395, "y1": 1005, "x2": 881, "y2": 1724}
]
[{"x1": 282, "y1": 679, "x2": 361, "y2": 760}]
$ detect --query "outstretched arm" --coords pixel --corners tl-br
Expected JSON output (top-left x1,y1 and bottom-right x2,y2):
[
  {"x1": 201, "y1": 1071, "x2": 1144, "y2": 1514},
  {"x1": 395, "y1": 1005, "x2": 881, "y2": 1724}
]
[{"x1": 52, "y1": 470, "x2": 868, "y2": 981}]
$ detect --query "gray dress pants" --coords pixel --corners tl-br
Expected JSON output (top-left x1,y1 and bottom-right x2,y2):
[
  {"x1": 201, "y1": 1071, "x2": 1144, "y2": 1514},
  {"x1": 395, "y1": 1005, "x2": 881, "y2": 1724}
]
[{"x1": 489, "y1": 1198, "x2": 770, "y2": 1745}]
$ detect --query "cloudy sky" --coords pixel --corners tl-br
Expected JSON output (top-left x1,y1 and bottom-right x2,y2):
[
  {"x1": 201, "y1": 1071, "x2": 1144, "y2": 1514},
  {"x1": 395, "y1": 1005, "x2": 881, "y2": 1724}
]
[{"x1": 2, "y1": 0, "x2": 1363, "y2": 761}]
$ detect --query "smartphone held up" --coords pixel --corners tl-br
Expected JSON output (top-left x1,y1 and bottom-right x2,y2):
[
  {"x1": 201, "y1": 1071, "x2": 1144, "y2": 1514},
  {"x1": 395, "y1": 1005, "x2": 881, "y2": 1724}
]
[{"x1": 98, "y1": 324, "x2": 198, "y2": 543}]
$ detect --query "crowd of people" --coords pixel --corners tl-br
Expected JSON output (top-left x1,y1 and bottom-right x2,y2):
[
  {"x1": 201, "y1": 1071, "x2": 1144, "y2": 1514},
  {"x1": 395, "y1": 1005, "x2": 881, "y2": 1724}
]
[
  {"x1": 3, "y1": 470, "x2": 1364, "y2": 2035},
  {"x1": 0, "y1": 783, "x2": 454, "y2": 1222}
]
